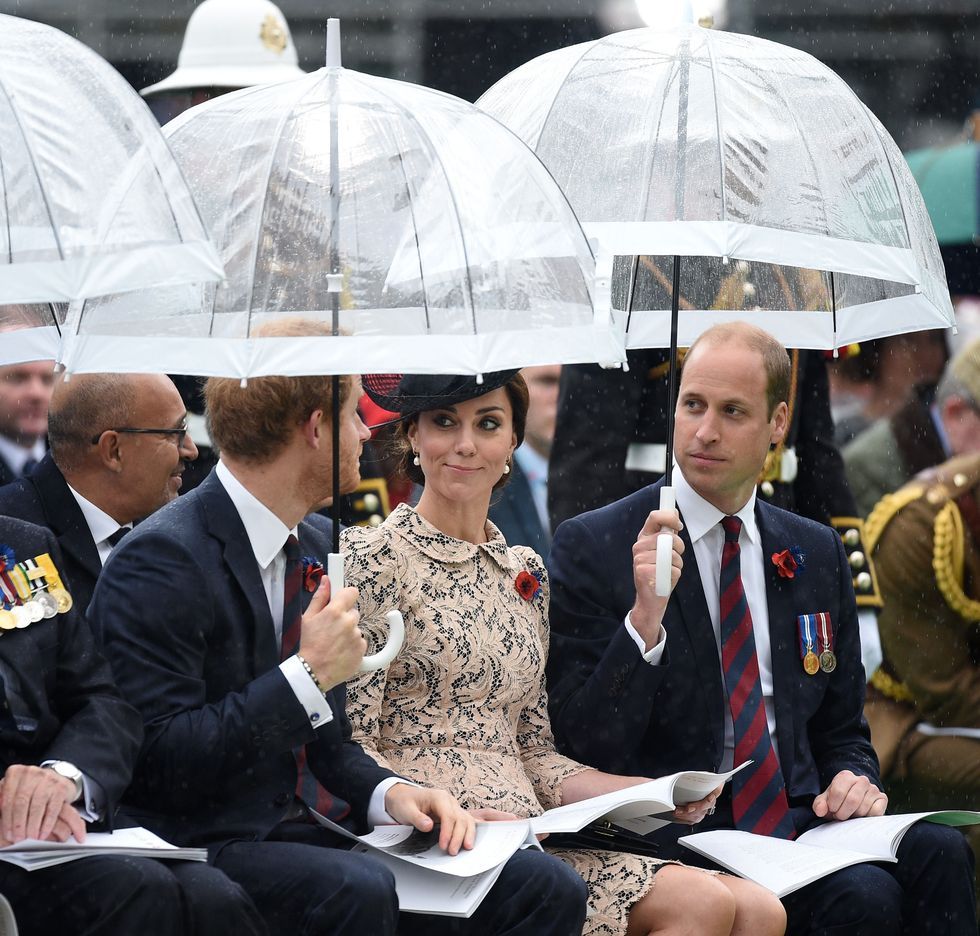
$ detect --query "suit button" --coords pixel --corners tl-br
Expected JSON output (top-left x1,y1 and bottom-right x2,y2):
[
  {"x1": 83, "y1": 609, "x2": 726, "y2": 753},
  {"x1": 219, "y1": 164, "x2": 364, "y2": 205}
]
[{"x1": 274, "y1": 792, "x2": 291, "y2": 808}]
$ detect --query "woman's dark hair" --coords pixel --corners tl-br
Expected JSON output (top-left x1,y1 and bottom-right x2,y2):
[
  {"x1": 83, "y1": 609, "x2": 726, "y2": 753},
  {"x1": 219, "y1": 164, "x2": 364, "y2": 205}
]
[{"x1": 391, "y1": 372, "x2": 529, "y2": 490}]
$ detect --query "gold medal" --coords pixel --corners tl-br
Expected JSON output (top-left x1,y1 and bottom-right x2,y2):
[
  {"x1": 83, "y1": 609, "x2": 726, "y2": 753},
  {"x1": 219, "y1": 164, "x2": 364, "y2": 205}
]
[
  {"x1": 803, "y1": 651, "x2": 820, "y2": 675},
  {"x1": 819, "y1": 650, "x2": 837, "y2": 673},
  {"x1": 50, "y1": 588, "x2": 73, "y2": 613},
  {"x1": 0, "y1": 609, "x2": 16, "y2": 630}
]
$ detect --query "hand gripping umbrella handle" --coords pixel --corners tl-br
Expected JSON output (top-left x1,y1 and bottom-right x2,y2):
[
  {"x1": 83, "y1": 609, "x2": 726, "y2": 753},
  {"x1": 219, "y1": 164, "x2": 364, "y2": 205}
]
[
  {"x1": 655, "y1": 486, "x2": 676, "y2": 598},
  {"x1": 328, "y1": 553, "x2": 406, "y2": 674}
]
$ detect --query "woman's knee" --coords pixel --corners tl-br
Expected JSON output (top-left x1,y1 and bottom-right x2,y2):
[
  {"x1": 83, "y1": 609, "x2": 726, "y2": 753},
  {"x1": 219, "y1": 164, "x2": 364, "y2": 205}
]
[{"x1": 634, "y1": 866, "x2": 736, "y2": 934}]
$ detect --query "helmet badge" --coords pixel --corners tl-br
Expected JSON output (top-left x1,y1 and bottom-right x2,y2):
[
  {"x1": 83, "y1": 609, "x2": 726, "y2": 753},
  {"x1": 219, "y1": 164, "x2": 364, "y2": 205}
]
[{"x1": 260, "y1": 14, "x2": 288, "y2": 54}]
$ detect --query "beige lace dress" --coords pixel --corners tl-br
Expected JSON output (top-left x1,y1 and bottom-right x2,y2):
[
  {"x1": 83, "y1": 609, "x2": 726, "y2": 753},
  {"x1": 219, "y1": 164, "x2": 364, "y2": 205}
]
[{"x1": 342, "y1": 503, "x2": 675, "y2": 936}]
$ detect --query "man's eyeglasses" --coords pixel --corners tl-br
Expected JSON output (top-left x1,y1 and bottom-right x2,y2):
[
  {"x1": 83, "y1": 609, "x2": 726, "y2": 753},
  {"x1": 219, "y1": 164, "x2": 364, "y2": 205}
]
[{"x1": 90, "y1": 427, "x2": 188, "y2": 446}]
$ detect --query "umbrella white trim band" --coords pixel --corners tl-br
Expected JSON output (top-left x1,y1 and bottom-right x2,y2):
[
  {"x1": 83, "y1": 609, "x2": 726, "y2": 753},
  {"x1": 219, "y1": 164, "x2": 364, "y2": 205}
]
[
  {"x1": 0, "y1": 326, "x2": 60, "y2": 365},
  {"x1": 0, "y1": 242, "x2": 224, "y2": 304},
  {"x1": 623, "y1": 292, "x2": 953, "y2": 350},
  {"x1": 581, "y1": 221, "x2": 922, "y2": 287},
  {"x1": 59, "y1": 324, "x2": 627, "y2": 378}
]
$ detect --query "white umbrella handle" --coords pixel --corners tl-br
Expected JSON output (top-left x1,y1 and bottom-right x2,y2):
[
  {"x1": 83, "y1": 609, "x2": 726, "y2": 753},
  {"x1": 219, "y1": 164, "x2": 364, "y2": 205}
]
[
  {"x1": 328, "y1": 553, "x2": 405, "y2": 674},
  {"x1": 655, "y1": 486, "x2": 676, "y2": 597}
]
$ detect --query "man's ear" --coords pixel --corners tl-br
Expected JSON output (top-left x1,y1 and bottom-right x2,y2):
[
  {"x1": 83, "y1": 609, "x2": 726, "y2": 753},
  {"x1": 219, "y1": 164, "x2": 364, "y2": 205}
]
[
  {"x1": 769, "y1": 400, "x2": 789, "y2": 446},
  {"x1": 303, "y1": 409, "x2": 324, "y2": 447},
  {"x1": 96, "y1": 432, "x2": 124, "y2": 473}
]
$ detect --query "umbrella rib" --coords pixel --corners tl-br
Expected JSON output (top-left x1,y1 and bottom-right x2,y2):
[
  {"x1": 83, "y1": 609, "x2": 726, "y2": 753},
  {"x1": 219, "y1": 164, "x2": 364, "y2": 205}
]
[
  {"x1": 531, "y1": 39, "x2": 599, "y2": 153},
  {"x1": 391, "y1": 149, "x2": 431, "y2": 331},
  {"x1": 0, "y1": 135, "x2": 11, "y2": 265},
  {"x1": 367, "y1": 80, "x2": 479, "y2": 338},
  {"x1": 0, "y1": 73, "x2": 67, "y2": 261},
  {"x1": 703, "y1": 30, "x2": 729, "y2": 231},
  {"x1": 240, "y1": 93, "x2": 303, "y2": 339}
]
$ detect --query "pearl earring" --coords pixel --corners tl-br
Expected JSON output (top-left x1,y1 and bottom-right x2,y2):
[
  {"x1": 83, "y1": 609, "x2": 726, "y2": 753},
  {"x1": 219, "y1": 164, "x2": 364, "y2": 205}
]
[
  {"x1": 413, "y1": 453, "x2": 421, "y2": 466},
  {"x1": 503, "y1": 461, "x2": 511, "y2": 475}
]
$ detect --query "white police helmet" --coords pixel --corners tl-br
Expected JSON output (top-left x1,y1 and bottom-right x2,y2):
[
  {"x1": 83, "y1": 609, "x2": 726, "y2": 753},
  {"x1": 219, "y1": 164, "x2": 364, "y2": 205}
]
[{"x1": 141, "y1": 0, "x2": 306, "y2": 97}]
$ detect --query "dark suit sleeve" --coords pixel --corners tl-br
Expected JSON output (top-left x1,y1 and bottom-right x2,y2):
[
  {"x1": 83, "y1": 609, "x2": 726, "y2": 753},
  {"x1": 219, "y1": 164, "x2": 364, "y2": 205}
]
[
  {"x1": 546, "y1": 514, "x2": 669, "y2": 766},
  {"x1": 90, "y1": 531, "x2": 323, "y2": 810},
  {"x1": 44, "y1": 604, "x2": 143, "y2": 811},
  {"x1": 804, "y1": 529, "x2": 879, "y2": 790}
]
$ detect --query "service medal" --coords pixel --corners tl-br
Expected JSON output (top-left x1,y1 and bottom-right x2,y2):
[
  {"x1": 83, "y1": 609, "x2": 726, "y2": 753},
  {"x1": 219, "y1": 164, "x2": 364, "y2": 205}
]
[
  {"x1": 819, "y1": 650, "x2": 837, "y2": 673},
  {"x1": 23, "y1": 600, "x2": 43, "y2": 623},
  {"x1": 0, "y1": 609, "x2": 16, "y2": 630},
  {"x1": 35, "y1": 592, "x2": 58, "y2": 619},
  {"x1": 11, "y1": 605, "x2": 30, "y2": 628},
  {"x1": 50, "y1": 588, "x2": 73, "y2": 613},
  {"x1": 803, "y1": 651, "x2": 820, "y2": 675}
]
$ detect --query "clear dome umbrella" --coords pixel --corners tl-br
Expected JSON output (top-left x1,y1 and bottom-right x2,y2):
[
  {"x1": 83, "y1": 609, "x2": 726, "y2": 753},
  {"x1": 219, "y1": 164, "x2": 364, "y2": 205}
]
[
  {"x1": 0, "y1": 14, "x2": 223, "y2": 365},
  {"x1": 58, "y1": 19, "x2": 622, "y2": 669},
  {"x1": 478, "y1": 22, "x2": 955, "y2": 594},
  {"x1": 58, "y1": 23, "x2": 616, "y2": 380}
]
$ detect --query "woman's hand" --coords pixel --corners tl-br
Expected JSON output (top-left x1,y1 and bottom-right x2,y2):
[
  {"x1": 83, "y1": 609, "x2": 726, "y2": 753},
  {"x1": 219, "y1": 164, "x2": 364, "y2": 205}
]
[{"x1": 672, "y1": 785, "x2": 722, "y2": 825}]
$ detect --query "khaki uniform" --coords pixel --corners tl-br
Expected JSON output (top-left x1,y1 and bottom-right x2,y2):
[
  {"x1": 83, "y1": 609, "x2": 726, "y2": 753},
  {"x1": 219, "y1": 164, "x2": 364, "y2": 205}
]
[{"x1": 865, "y1": 453, "x2": 980, "y2": 911}]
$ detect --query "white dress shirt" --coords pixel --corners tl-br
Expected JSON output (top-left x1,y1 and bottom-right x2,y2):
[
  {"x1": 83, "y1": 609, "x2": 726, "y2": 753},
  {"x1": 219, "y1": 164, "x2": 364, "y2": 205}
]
[
  {"x1": 0, "y1": 436, "x2": 44, "y2": 477},
  {"x1": 66, "y1": 484, "x2": 129, "y2": 566},
  {"x1": 215, "y1": 462, "x2": 402, "y2": 823},
  {"x1": 635, "y1": 469, "x2": 781, "y2": 772}
]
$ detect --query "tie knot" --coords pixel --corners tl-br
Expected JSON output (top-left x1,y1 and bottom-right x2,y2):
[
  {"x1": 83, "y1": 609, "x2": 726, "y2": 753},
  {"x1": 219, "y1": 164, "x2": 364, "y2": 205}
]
[
  {"x1": 284, "y1": 533, "x2": 301, "y2": 563},
  {"x1": 721, "y1": 516, "x2": 741, "y2": 543}
]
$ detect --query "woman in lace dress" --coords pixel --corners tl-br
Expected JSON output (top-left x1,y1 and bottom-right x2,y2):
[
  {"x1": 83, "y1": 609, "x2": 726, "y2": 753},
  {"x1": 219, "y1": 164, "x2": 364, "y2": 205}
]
[{"x1": 342, "y1": 371, "x2": 786, "y2": 936}]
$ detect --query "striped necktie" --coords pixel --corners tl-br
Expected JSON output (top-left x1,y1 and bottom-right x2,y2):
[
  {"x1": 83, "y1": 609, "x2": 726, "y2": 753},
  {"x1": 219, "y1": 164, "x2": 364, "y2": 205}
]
[
  {"x1": 281, "y1": 534, "x2": 349, "y2": 822},
  {"x1": 719, "y1": 516, "x2": 795, "y2": 839}
]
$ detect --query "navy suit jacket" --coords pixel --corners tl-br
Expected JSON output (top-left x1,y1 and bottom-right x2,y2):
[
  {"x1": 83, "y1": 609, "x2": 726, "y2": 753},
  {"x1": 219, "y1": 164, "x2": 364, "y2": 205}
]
[
  {"x1": 0, "y1": 454, "x2": 102, "y2": 615},
  {"x1": 0, "y1": 518, "x2": 142, "y2": 818},
  {"x1": 546, "y1": 479, "x2": 878, "y2": 845},
  {"x1": 489, "y1": 459, "x2": 550, "y2": 557},
  {"x1": 88, "y1": 472, "x2": 395, "y2": 850}
]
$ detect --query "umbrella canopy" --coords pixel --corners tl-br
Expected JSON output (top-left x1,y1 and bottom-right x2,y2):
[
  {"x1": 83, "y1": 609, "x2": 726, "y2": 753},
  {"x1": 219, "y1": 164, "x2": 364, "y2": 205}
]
[
  {"x1": 478, "y1": 24, "x2": 954, "y2": 350},
  {"x1": 58, "y1": 29, "x2": 618, "y2": 378},
  {"x1": 904, "y1": 142, "x2": 979, "y2": 247},
  {"x1": 0, "y1": 14, "x2": 223, "y2": 363}
]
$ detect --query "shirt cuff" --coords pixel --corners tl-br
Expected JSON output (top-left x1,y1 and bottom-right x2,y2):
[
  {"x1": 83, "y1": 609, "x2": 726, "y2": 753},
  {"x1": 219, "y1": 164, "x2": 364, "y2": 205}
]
[
  {"x1": 40, "y1": 762, "x2": 104, "y2": 822},
  {"x1": 368, "y1": 777, "x2": 420, "y2": 828},
  {"x1": 624, "y1": 612, "x2": 667, "y2": 664},
  {"x1": 279, "y1": 656, "x2": 334, "y2": 728}
]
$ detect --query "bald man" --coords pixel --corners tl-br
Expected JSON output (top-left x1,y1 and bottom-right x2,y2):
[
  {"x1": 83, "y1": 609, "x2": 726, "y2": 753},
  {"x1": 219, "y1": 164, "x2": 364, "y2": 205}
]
[{"x1": 0, "y1": 372, "x2": 198, "y2": 614}]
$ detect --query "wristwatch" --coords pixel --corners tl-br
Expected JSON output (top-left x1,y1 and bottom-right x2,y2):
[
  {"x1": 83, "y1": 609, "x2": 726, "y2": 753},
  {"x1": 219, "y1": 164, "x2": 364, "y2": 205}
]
[{"x1": 47, "y1": 761, "x2": 83, "y2": 803}]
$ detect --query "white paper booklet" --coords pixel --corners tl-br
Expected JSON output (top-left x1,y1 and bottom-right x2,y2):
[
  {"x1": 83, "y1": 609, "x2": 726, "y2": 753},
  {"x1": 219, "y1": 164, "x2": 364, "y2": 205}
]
[
  {"x1": 310, "y1": 766, "x2": 745, "y2": 917},
  {"x1": 0, "y1": 826, "x2": 208, "y2": 871},
  {"x1": 680, "y1": 810, "x2": 980, "y2": 897},
  {"x1": 530, "y1": 763, "x2": 750, "y2": 836}
]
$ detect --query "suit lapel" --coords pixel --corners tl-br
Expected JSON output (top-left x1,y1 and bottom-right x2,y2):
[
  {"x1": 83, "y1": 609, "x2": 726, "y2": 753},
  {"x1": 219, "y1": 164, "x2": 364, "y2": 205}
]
[
  {"x1": 757, "y1": 502, "x2": 797, "y2": 782},
  {"x1": 198, "y1": 475, "x2": 278, "y2": 671},
  {"x1": 34, "y1": 458, "x2": 102, "y2": 581}
]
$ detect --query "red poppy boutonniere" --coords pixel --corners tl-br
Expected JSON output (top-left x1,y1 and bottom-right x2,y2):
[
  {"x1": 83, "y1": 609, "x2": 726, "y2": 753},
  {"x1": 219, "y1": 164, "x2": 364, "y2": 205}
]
[
  {"x1": 302, "y1": 557, "x2": 325, "y2": 593},
  {"x1": 771, "y1": 545, "x2": 806, "y2": 580},
  {"x1": 515, "y1": 570, "x2": 542, "y2": 601}
]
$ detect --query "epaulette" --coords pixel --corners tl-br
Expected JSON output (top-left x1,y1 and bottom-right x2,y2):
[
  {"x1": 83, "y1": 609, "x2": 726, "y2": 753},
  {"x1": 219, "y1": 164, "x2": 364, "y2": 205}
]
[{"x1": 829, "y1": 516, "x2": 882, "y2": 608}]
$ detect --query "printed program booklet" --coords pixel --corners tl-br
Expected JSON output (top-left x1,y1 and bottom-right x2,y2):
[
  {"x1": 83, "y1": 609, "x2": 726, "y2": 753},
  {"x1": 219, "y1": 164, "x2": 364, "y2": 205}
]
[
  {"x1": 313, "y1": 764, "x2": 747, "y2": 918},
  {"x1": 0, "y1": 826, "x2": 208, "y2": 871},
  {"x1": 680, "y1": 810, "x2": 980, "y2": 897}
]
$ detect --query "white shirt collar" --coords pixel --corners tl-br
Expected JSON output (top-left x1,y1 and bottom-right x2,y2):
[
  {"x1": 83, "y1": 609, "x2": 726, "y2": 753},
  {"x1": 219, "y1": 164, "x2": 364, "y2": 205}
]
[
  {"x1": 0, "y1": 435, "x2": 45, "y2": 476},
  {"x1": 673, "y1": 465, "x2": 759, "y2": 545},
  {"x1": 513, "y1": 443, "x2": 548, "y2": 484},
  {"x1": 66, "y1": 483, "x2": 125, "y2": 548},
  {"x1": 215, "y1": 460, "x2": 296, "y2": 569}
]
